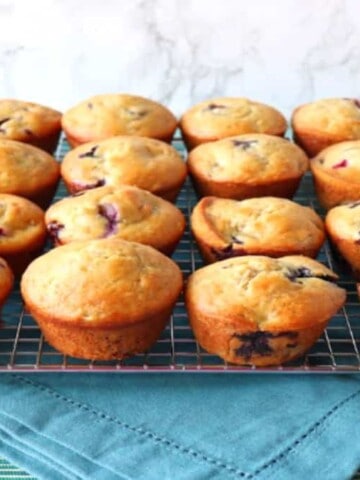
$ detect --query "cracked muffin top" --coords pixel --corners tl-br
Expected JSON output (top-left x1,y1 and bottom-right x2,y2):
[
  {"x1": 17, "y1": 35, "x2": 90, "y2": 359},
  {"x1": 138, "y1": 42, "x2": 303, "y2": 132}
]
[
  {"x1": 185, "y1": 256, "x2": 345, "y2": 330},
  {"x1": 0, "y1": 99, "x2": 61, "y2": 144},
  {"x1": 0, "y1": 139, "x2": 60, "y2": 195},
  {"x1": 0, "y1": 194, "x2": 46, "y2": 254},
  {"x1": 21, "y1": 238, "x2": 183, "y2": 327},
  {"x1": 180, "y1": 97, "x2": 287, "y2": 146},
  {"x1": 191, "y1": 196, "x2": 325, "y2": 254},
  {"x1": 61, "y1": 135, "x2": 187, "y2": 197},
  {"x1": 188, "y1": 134, "x2": 308, "y2": 183},
  {"x1": 326, "y1": 201, "x2": 360, "y2": 241},
  {"x1": 292, "y1": 98, "x2": 360, "y2": 139},
  {"x1": 0, "y1": 256, "x2": 13, "y2": 305},
  {"x1": 45, "y1": 185, "x2": 185, "y2": 250},
  {"x1": 62, "y1": 94, "x2": 177, "y2": 146},
  {"x1": 311, "y1": 140, "x2": 360, "y2": 182}
]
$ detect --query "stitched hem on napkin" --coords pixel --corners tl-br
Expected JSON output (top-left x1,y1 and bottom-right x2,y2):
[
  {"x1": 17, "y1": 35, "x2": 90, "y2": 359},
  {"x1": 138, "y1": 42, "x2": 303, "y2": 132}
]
[{"x1": 0, "y1": 374, "x2": 360, "y2": 480}]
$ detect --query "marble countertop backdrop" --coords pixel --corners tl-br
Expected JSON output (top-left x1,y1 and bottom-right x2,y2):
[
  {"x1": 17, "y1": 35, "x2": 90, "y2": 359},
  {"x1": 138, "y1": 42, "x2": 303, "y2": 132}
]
[{"x1": 0, "y1": 0, "x2": 359, "y2": 118}]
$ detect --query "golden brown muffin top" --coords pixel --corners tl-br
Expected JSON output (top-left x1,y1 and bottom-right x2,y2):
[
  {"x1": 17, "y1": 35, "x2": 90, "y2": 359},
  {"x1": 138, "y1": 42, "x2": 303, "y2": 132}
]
[
  {"x1": 311, "y1": 140, "x2": 360, "y2": 182},
  {"x1": 0, "y1": 139, "x2": 60, "y2": 195},
  {"x1": 61, "y1": 135, "x2": 187, "y2": 193},
  {"x1": 188, "y1": 134, "x2": 308, "y2": 183},
  {"x1": 21, "y1": 239, "x2": 183, "y2": 327},
  {"x1": 62, "y1": 94, "x2": 177, "y2": 143},
  {"x1": 180, "y1": 97, "x2": 287, "y2": 141},
  {"x1": 292, "y1": 98, "x2": 360, "y2": 138},
  {"x1": 326, "y1": 201, "x2": 360, "y2": 241},
  {"x1": 0, "y1": 99, "x2": 61, "y2": 141},
  {"x1": 0, "y1": 194, "x2": 46, "y2": 254},
  {"x1": 0, "y1": 256, "x2": 13, "y2": 304},
  {"x1": 45, "y1": 185, "x2": 185, "y2": 246},
  {"x1": 191, "y1": 196, "x2": 324, "y2": 252},
  {"x1": 186, "y1": 256, "x2": 345, "y2": 330}
]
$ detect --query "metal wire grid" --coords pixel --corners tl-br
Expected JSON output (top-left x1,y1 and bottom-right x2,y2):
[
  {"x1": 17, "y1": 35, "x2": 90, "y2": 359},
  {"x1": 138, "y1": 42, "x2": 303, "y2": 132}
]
[{"x1": 0, "y1": 136, "x2": 359, "y2": 373}]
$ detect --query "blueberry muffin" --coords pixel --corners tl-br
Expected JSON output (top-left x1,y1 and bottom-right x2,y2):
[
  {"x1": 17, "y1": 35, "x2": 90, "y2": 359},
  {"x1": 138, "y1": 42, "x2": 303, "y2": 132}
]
[
  {"x1": 325, "y1": 201, "x2": 360, "y2": 278},
  {"x1": 0, "y1": 99, "x2": 61, "y2": 153},
  {"x1": 185, "y1": 256, "x2": 346, "y2": 366},
  {"x1": 0, "y1": 194, "x2": 46, "y2": 277},
  {"x1": 188, "y1": 134, "x2": 308, "y2": 200},
  {"x1": 62, "y1": 94, "x2": 177, "y2": 147},
  {"x1": 180, "y1": 97, "x2": 287, "y2": 150},
  {"x1": 45, "y1": 185, "x2": 185, "y2": 255},
  {"x1": 310, "y1": 140, "x2": 360, "y2": 209},
  {"x1": 191, "y1": 197, "x2": 325, "y2": 263},
  {"x1": 61, "y1": 136, "x2": 187, "y2": 202},
  {"x1": 0, "y1": 256, "x2": 13, "y2": 306},
  {"x1": 21, "y1": 239, "x2": 183, "y2": 360},
  {"x1": 0, "y1": 139, "x2": 60, "y2": 209},
  {"x1": 292, "y1": 98, "x2": 360, "y2": 156}
]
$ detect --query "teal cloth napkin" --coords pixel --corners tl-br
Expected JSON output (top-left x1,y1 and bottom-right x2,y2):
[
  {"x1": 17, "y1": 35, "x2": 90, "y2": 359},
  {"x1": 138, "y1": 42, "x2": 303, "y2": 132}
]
[{"x1": 0, "y1": 373, "x2": 359, "y2": 480}]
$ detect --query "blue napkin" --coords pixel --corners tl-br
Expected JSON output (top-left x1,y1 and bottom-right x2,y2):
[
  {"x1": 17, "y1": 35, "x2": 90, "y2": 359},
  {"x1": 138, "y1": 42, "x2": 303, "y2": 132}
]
[{"x1": 0, "y1": 373, "x2": 359, "y2": 480}]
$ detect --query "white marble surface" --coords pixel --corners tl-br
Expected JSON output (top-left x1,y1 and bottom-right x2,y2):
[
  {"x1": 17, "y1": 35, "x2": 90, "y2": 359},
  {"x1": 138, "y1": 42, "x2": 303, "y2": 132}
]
[{"x1": 0, "y1": 0, "x2": 359, "y2": 118}]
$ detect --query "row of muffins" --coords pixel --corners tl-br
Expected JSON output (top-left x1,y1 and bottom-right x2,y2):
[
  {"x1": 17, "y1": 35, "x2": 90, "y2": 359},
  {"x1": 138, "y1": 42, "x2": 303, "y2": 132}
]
[
  {"x1": 0, "y1": 93, "x2": 358, "y2": 368},
  {"x1": 1, "y1": 94, "x2": 360, "y2": 156}
]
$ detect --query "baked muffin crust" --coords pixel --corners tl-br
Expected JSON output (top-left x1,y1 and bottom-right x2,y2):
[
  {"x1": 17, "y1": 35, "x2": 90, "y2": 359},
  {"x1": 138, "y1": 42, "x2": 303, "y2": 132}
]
[
  {"x1": 62, "y1": 94, "x2": 177, "y2": 146},
  {"x1": 0, "y1": 99, "x2": 61, "y2": 152},
  {"x1": 45, "y1": 185, "x2": 185, "y2": 254},
  {"x1": 191, "y1": 196, "x2": 325, "y2": 262},
  {"x1": 180, "y1": 97, "x2": 287, "y2": 149}
]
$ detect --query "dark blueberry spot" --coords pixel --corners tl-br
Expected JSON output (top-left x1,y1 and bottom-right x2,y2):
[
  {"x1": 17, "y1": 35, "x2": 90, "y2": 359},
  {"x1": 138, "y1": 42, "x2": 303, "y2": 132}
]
[
  {"x1": 0, "y1": 117, "x2": 10, "y2": 127},
  {"x1": 98, "y1": 203, "x2": 120, "y2": 237},
  {"x1": 74, "y1": 179, "x2": 106, "y2": 191},
  {"x1": 87, "y1": 102, "x2": 93, "y2": 109},
  {"x1": 232, "y1": 140, "x2": 258, "y2": 150},
  {"x1": 79, "y1": 146, "x2": 98, "y2": 159},
  {"x1": 211, "y1": 241, "x2": 245, "y2": 260},
  {"x1": 349, "y1": 201, "x2": 360, "y2": 209},
  {"x1": 285, "y1": 266, "x2": 337, "y2": 283},
  {"x1": 0, "y1": 227, "x2": 5, "y2": 236},
  {"x1": 47, "y1": 221, "x2": 64, "y2": 242},
  {"x1": 332, "y1": 159, "x2": 348, "y2": 169},
  {"x1": 207, "y1": 103, "x2": 226, "y2": 111},
  {"x1": 231, "y1": 235, "x2": 244, "y2": 244},
  {"x1": 233, "y1": 331, "x2": 298, "y2": 360},
  {"x1": 346, "y1": 98, "x2": 360, "y2": 108}
]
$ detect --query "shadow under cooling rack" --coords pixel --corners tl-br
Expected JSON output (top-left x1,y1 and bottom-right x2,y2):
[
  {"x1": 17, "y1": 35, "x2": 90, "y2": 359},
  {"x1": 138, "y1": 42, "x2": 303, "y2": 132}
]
[{"x1": 0, "y1": 136, "x2": 359, "y2": 373}]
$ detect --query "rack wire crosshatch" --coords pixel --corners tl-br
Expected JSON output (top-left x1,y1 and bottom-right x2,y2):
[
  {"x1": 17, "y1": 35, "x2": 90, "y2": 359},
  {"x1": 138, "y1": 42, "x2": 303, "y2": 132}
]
[{"x1": 0, "y1": 135, "x2": 359, "y2": 373}]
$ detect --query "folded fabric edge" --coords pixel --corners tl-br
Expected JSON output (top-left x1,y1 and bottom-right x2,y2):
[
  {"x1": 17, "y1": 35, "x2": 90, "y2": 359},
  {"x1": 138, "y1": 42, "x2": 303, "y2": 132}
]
[
  {"x1": 254, "y1": 386, "x2": 360, "y2": 480},
  {"x1": 0, "y1": 375, "x2": 238, "y2": 480}
]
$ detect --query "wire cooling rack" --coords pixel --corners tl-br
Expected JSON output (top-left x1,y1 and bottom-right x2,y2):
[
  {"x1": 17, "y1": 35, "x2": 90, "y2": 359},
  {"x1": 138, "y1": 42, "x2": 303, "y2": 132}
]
[{"x1": 0, "y1": 135, "x2": 359, "y2": 373}]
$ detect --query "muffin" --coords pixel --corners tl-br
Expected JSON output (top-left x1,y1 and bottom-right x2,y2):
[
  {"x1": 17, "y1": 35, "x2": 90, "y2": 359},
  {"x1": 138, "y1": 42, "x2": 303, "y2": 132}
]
[
  {"x1": 0, "y1": 99, "x2": 61, "y2": 153},
  {"x1": 188, "y1": 134, "x2": 308, "y2": 200},
  {"x1": 0, "y1": 194, "x2": 47, "y2": 277},
  {"x1": 45, "y1": 185, "x2": 185, "y2": 255},
  {"x1": 0, "y1": 139, "x2": 60, "y2": 209},
  {"x1": 180, "y1": 97, "x2": 287, "y2": 150},
  {"x1": 61, "y1": 136, "x2": 187, "y2": 202},
  {"x1": 185, "y1": 256, "x2": 346, "y2": 366},
  {"x1": 310, "y1": 140, "x2": 360, "y2": 209},
  {"x1": 325, "y1": 201, "x2": 360, "y2": 278},
  {"x1": 0, "y1": 257, "x2": 13, "y2": 310},
  {"x1": 62, "y1": 94, "x2": 177, "y2": 147},
  {"x1": 292, "y1": 98, "x2": 360, "y2": 156},
  {"x1": 191, "y1": 196, "x2": 325, "y2": 263},
  {"x1": 21, "y1": 239, "x2": 183, "y2": 360}
]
